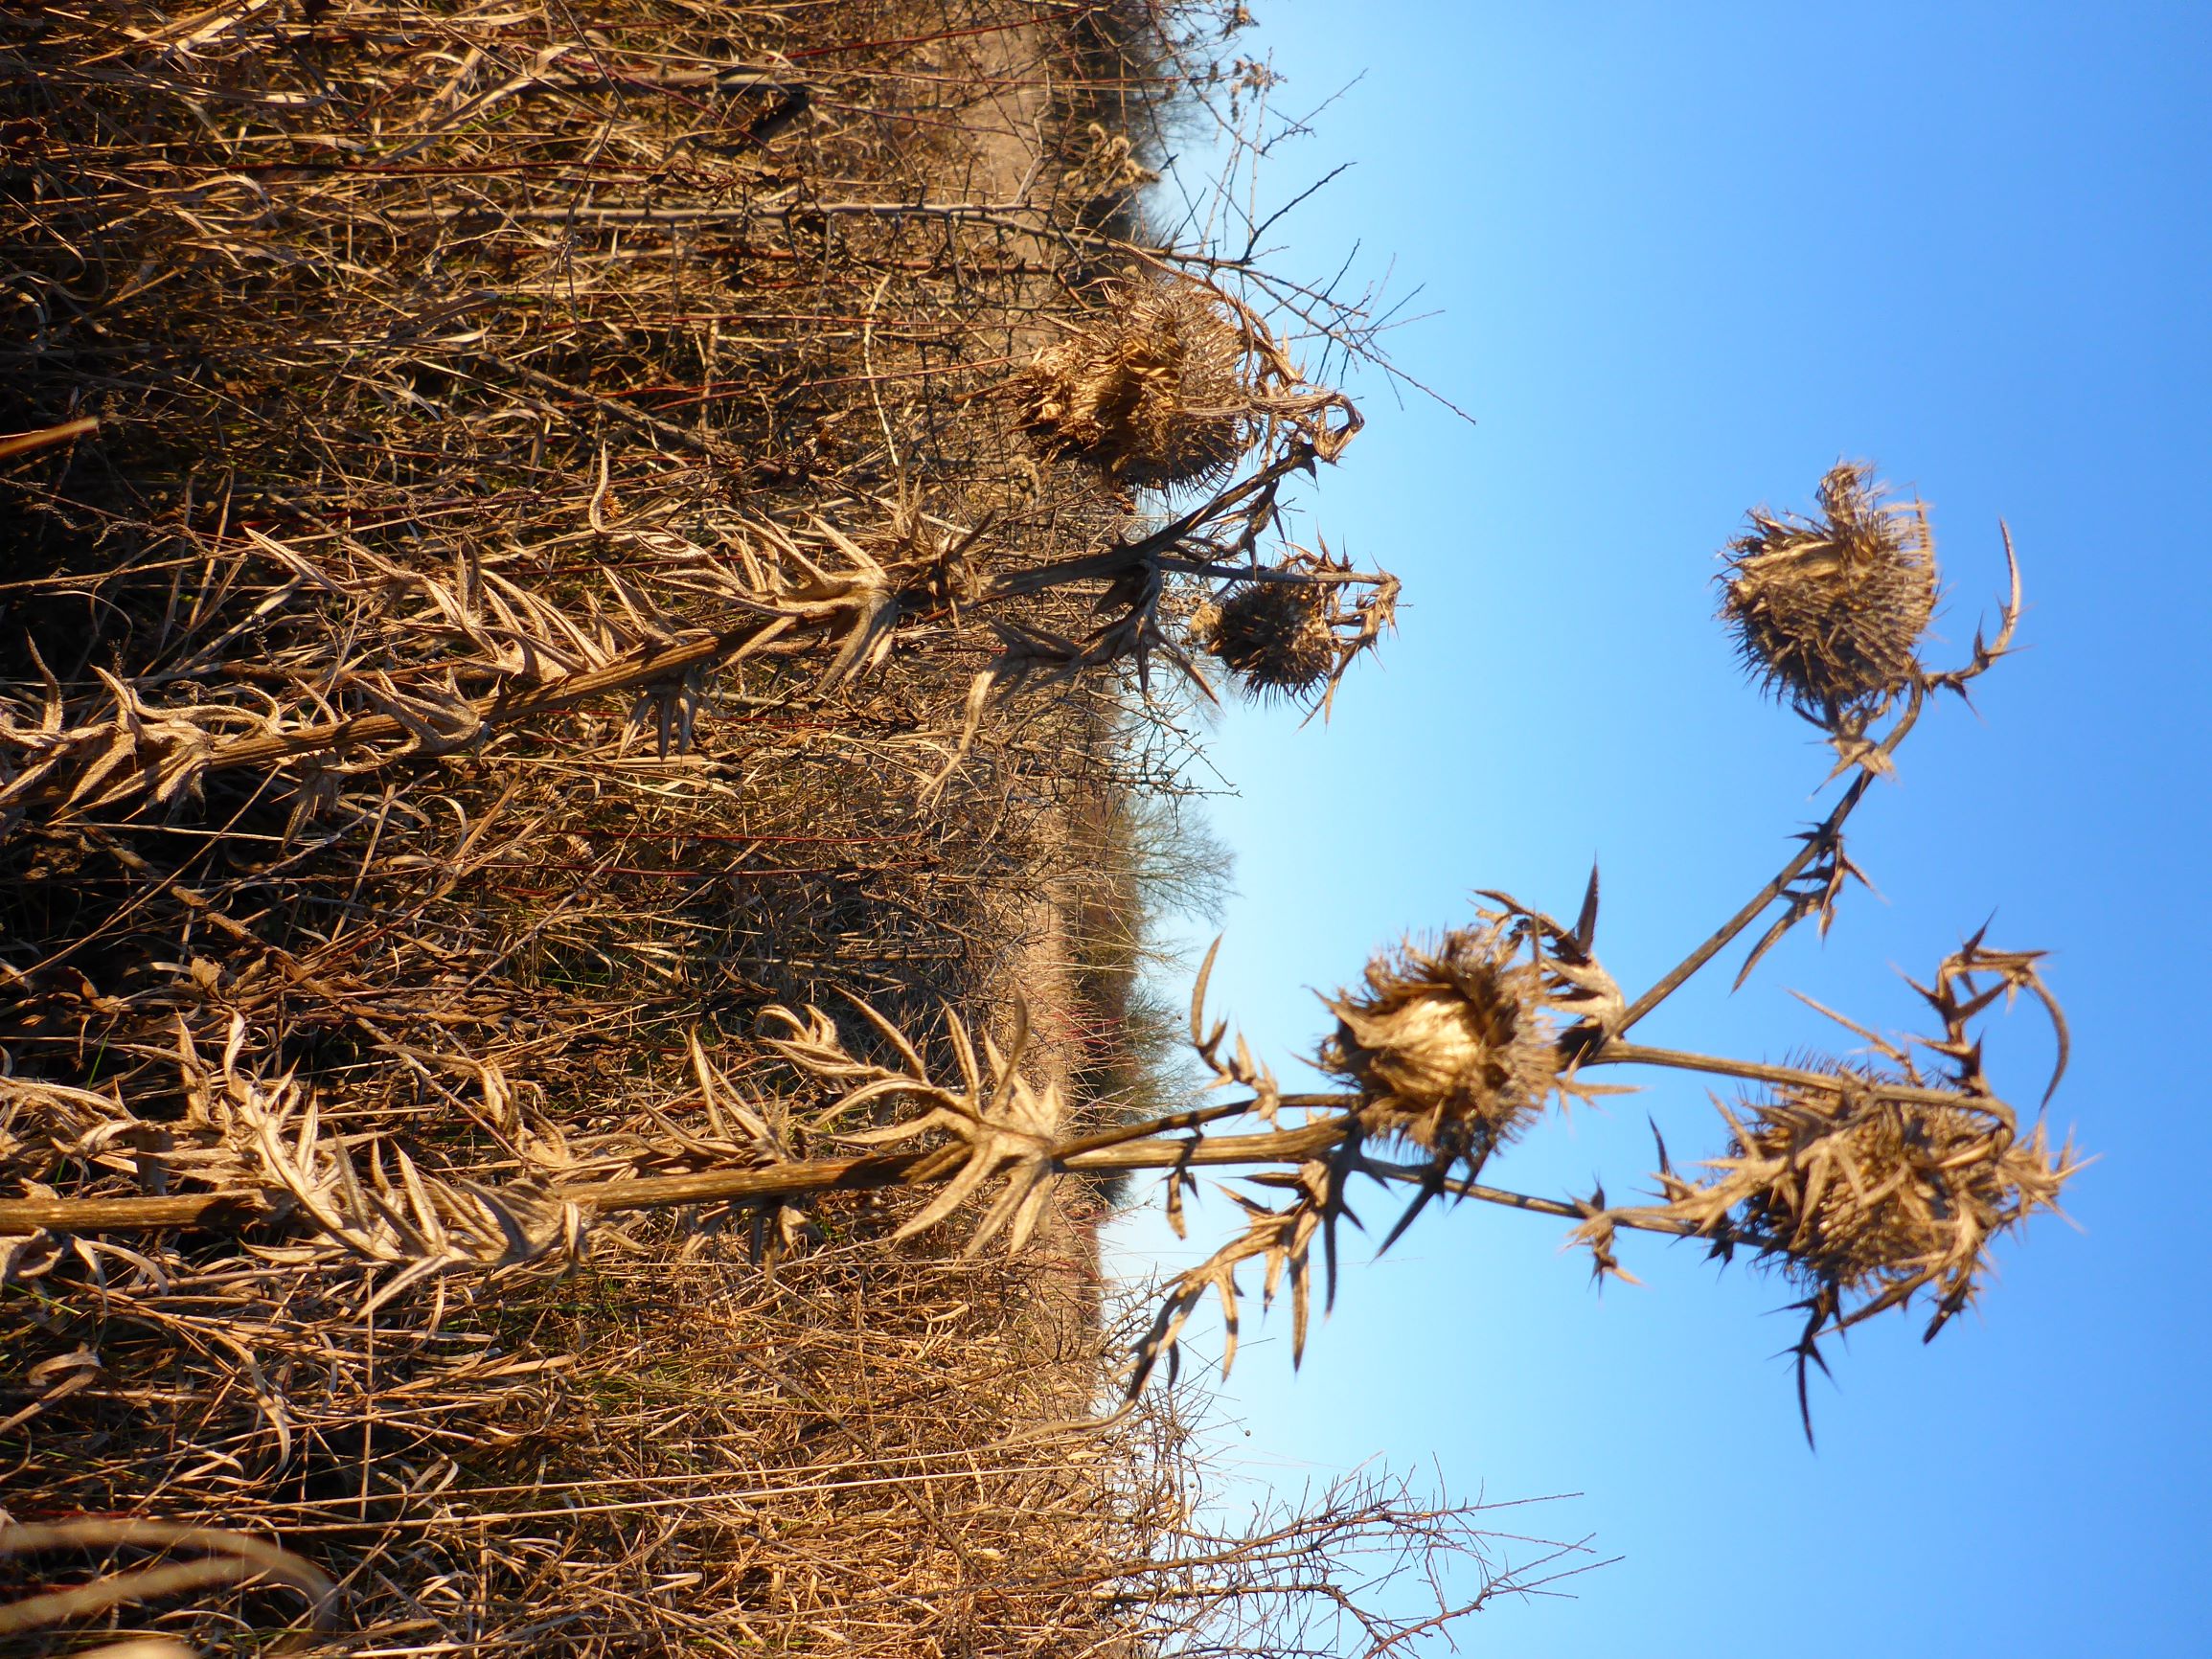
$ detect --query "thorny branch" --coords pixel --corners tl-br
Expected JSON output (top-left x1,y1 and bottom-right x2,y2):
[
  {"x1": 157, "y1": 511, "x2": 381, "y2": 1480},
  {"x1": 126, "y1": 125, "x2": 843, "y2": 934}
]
[{"x1": 3, "y1": 281, "x2": 1389, "y2": 830}]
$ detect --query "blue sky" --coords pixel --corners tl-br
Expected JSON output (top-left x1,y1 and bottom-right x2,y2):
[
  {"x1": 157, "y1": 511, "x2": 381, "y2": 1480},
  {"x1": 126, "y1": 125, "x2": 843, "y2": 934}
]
[{"x1": 1106, "y1": 4, "x2": 2210, "y2": 1652}]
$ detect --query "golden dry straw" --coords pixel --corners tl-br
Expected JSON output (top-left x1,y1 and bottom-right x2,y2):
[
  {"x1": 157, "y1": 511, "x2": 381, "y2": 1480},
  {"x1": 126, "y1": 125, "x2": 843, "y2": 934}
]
[
  {"x1": 1018, "y1": 278, "x2": 1256, "y2": 489},
  {"x1": 1319, "y1": 924, "x2": 1559, "y2": 1161},
  {"x1": 1719, "y1": 461, "x2": 1938, "y2": 715}
]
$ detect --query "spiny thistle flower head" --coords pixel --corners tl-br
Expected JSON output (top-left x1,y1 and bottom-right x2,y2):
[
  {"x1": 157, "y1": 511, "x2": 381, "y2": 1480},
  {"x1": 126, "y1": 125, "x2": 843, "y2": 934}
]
[
  {"x1": 1720, "y1": 462, "x2": 1939, "y2": 717},
  {"x1": 1659, "y1": 1065, "x2": 2077, "y2": 1332},
  {"x1": 1188, "y1": 580, "x2": 1336, "y2": 701},
  {"x1": 1018, "y1": 278, "x2": 1254, "y2": 490},
  {"x1": 1319, "y1": 923, "x2": 1560, "y2": 1160}
]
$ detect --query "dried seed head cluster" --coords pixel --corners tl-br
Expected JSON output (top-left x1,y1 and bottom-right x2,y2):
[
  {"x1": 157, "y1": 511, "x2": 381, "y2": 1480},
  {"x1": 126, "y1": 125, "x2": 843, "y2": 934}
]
[
  {"x1": 1188, "y1": 581, "x2": 1337, "y2": 700},
  {"x1": 1720, "y1": 462, "x2": 1938, "y2": 716},
  {"x1": 1319, "y1": 925, "x2": 1560, "y2": 1160},
  {"x1": 1660, "y1": 1068, "x2": 2076, "y2": 1330},
  {"x1": 1018, "y1": 278, "x2": 1255, "y2": 489}
]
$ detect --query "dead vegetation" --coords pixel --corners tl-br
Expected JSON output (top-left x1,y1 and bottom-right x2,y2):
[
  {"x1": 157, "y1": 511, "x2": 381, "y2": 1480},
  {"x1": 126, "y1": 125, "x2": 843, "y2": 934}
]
[
  {"x1": 1017, "y1": 274, "x2": 1263, "y2": 489},
  {"x1": 0, "y1": 0, "x2": 2083, "y2": 1648},
  {"x1": 0, "y1": 0, "x2": 1474, "y2": 1650},
  {"x1": 1719, "y1": 461, "x2": 1940, "y2": 720}
]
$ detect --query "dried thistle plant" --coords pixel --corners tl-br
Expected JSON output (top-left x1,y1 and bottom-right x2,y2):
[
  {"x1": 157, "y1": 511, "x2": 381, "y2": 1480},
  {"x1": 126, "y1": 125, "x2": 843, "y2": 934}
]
[
  {"x1": 1568, "y1": 1035, "x2": 2078, "y2": 1436},
  {"x1": 1720, "y1": 461, "x2": 1938, "y2": 720},
  {"x1": 1686, "y1": 1072, "x2": 2072, "y2": 1318},
  {"x1": 0, "y1": 458, "x2": 2078, "y2": 1461},
  {"x1": 0, "y1": 381, "x2": 1390, "y2": 832},
  {"x1": 1184, "y1": 543, "x2": 1397, "y2": 710},
  {"x1": 1020, "y1": 277, "x2": 1258, "y2": 489},
  {"x1": 1187, "y1": 580, "x2": 1336, "y2": 700},
  {"x1": 1318, "y1": 920, "x2": 1559, "y2": 1162}
]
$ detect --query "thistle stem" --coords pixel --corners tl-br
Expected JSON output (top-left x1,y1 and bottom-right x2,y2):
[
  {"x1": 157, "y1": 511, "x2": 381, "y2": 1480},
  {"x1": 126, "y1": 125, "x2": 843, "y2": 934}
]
[
  {"x1": 1609, "y1": 771, "x2": 1874, "y2": 1035},
  {"x1": 1050, "y1": 1092, "x2": 1351, "y2": 1159},
  {"x1": 973, "y1": 449, "x2": 1384, "y2": 606},
  {"x1": 0, "y1": 1049, "x2": 1995, "y2": 1240},
  {"x1": 1357, "y1": 1159, "x2": 1711, "y2": 1239},
  {"x1": 1591, "y1": 1041, "x2": 1989, "y2": 1111},
  {"x1": 0, "y1": 1115, "x2": 1356, "y2": 1237}
]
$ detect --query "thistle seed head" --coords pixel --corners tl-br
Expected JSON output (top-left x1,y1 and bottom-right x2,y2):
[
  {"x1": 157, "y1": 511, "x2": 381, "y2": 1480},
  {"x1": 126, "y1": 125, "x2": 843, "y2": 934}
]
[
  {"x1": 1018, "y1": 279, "x2": 1254, "y2": 490},
  {"x1": 1720, "y1": 462, "x2": 1938, "y2": 716},
  {"x1": 1319, "y1": 925, "x2": 1559, "y2": 1160},
  {"x1": 1662, "y1": 1067, "x2": 2076, "y2": 1328},
  {"x1": 1190, "y1": 581, "x2": 1337, "y2": 701}
]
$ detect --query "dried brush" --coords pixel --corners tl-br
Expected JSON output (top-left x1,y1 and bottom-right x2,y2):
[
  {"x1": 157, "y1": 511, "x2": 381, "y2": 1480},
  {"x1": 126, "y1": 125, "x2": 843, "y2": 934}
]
[
  {"x1": 1719, "y1": 462, "x2": 1938, "y2": 717},
  {"x1": 0, "y1": 1, "x2": 1517, "y2": 1650}
]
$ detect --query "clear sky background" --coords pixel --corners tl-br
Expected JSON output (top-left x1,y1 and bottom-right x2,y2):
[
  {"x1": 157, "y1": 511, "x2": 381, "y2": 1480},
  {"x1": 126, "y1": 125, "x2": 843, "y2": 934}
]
[{"x1": 1104, "y1": 4, "x2": 2209, "y2": 1653}]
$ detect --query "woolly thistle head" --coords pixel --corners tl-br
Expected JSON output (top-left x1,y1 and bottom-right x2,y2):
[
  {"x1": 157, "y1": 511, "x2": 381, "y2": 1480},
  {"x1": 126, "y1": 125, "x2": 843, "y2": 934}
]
[
  {"x1": 1658, "y1": 1067, "x2": 2077, "y2": 1333},
  {"x1": 1017, "y1": 279, "x2": 1255, "y2": 490},
  {"x1": 1188, "y1": 580, "x2": 1337, "y2": 702},
  {"x1": 1318, "y1": 925, "x2": 1561, "y2": 1162},
  {"x1": 1719, "y1": 462, "x2": 1939, "y2": 718}
]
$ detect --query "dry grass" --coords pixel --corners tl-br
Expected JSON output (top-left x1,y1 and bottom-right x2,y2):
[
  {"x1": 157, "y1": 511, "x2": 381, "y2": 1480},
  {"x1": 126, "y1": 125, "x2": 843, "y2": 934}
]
[{"x1": 2, "y1": 1194, "x2": 1177, "y2": 1654}]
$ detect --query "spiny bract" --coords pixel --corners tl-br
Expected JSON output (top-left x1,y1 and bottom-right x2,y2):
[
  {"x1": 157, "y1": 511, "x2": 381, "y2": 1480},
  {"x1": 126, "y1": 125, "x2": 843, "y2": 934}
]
[
  {"x1": 1719, "y1": 461, "x2": 1938, "y2": 717},
  {"x1": 1319, "y1": 924, "x2": 1561, "y2": 1162},
  {"x1": 1018, "y1": 278, "x2": 1254, "y2": 490}
]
